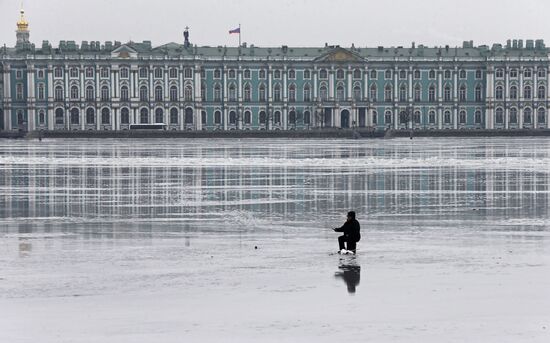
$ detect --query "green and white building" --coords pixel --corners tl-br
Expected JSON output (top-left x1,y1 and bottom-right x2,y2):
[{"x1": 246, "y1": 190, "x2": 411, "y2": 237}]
[{"x1": 2, "y1": 9, "x2": 550, "y2": 132}]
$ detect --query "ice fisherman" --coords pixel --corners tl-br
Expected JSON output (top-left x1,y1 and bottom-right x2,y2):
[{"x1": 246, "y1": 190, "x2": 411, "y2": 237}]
[{"x1": 333, "y1": 211, "x2": 361, "y2": 253}]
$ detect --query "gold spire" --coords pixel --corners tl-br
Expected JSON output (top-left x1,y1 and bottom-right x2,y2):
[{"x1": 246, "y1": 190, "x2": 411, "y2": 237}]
[{"x1": 17, "y1": 8, "x2": 29, "y2": 32}]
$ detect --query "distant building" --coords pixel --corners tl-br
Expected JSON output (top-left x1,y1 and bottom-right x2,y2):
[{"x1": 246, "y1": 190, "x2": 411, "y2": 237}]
[{"x1": 1, "y1": 9, "x2": 549, "y2": 132}]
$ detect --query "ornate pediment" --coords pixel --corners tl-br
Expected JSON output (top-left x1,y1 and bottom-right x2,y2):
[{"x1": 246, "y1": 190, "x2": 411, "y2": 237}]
[
  {"x1": 111, "y1": 44, "x2": 138, "y2": 59},
  {"x1": 316, "y1": 47, "x2": 364, "y2": 63}
]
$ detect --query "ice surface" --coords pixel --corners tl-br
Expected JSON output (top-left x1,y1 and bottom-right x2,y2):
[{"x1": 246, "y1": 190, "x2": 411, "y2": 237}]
[{"x1": 0, "y1": 137, "x2": 549, "y2": 342}]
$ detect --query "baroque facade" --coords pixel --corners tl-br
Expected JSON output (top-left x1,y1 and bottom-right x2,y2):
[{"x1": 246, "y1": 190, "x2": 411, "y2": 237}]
[{"x1": 1, "y1": 9, "x2": 550, "y2": 132}]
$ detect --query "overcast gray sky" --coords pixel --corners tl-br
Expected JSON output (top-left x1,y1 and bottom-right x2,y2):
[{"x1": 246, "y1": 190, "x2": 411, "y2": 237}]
[{"x1": 0, "y1": 0, "x2": 548, "y2": 48}]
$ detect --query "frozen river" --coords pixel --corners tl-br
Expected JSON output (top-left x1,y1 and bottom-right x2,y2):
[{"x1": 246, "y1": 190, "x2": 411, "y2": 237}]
[{"x1": 1, "y1": 137, "x2": 549, "y2": 342}]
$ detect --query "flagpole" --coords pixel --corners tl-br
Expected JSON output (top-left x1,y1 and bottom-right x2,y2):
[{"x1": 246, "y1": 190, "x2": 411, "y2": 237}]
[{"x1": 239, "y1": 23, "x2": 241, "y2": 47}]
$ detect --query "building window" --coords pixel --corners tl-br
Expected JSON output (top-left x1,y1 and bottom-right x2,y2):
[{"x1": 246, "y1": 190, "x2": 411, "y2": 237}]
[
  {"x1": 429, "y1": 86, "x2": 436, "y2": 102},
  {"x1": 214, "y1": 69, "x2": 222, "y2": 79},
  {"x1": 444, "y1": 110, "x2": 451, "y2": 124},
  {"x1": 370, "y1": 85, "x2": 377, "y2": 101},
  {"x1": 16, "y1": 83, "x2": 24, "y2": 100},
  {"x1": 140, "y1": 108, "x2": 149, "y2": 124},
  {"x1": 354, "y1": 69, "x2": 362, "y2": 79},
  {"x1": 304, "y1": 85, "x2": 311, "y2": 102},
  {"x1": 70, "y1": 85, "x2": 79, "y2": 100},
  {"x1": 169, "y1": 68, "x2": 178, "y2": 79},
  {"x1": 86, "y1": 108, "x2": 95, "y2": 125},
  {"x1": 385, "y1": 110, "x2": 392, "y2": 124},
  {"x1": 214, "y1": 110, "x2": 222, "y2": 124},
  {"x1": 429, "y1": 110, "x2": 436, "y2": 124},
  {"x1": 70, "y1": 108, "x2": 79, "y2": 125},
  {"x1": 372, "y1": 110, "x2": 377, "y2": 124},
  {"x1": 214, "y1": 84, "x2": 222, "y2": 102},
  {"x1": 303, "y1": 110, "x2": 311, "y2": 125},
  {"x1": 228, "y1": 69, "x2": 236, "y2": 79},
  {"x1": 399, "y1": 85, "x2": 407, "y2": 102},
  {"x1": 509, "y1": 108, "x2": 518, "y2": 124},
  {"x1": 259, "y1": 69, "x2": 266, "y2": 79},
  {"x1": 101, "y1": 108, "x2": 110, "y2": 125},
  {"x1": 139, "y1": 67, "x2": 148, "y2": 79},
  {"x1": 120, "y1": 67, "x2": 130, "y2": 79},
  {"x1": 259, "y1": 111, "x2": 266, "y2": 124},
  {"x1": 101, "y1": 86, "x2": 110, "y2": 101},
  {"x1": 244, "y1": 84, "x2": 252, "y2": 102},
  {"x1": 524, "y1": 68, "x2": 532, "y2": 78},
  {"x1": 459, "y1": 85, "x2": 467, "y2": 101},
  {"x1": 229, "y1": 110, "x2": 237, "y2": 125},
  {"x1": 354, "y1": 85, "x2": 361, "y2": 101},
  {"x1": 288, "y1": 110, "x2": 296, "y2": 125},
  {"x1": 496, "y1": 68, "x2": 504, "y2": 79},
  {"x1": 414, "y1": 85, "x2": 421, "y2": 102},
  {"x1": 273, "y1": 69, "x2": 281, "y2": 79},
  {"x1": 288, "y1": 69, "x2": 296, "y2": 79},
  {"x1": 414, "y1": 70, "x2": 421, "y2": 80},
  {"x1": 538, "y1": 68, "x2": 546, "y2": 78},
  {"x1": 121, "y1": 86, "x2": 129, "y2": 101},
  {"x1": 55, "y1": 86, "x2": 63, "y2": 101},
  {"x1": 154, "y1": 67, "x2": 163, "y2": 79},
  {"x1": 38, "y1": 110, "x2": 46, "y2": 125},
  {"x1": 429, "y1": 70, "x2": 436, "y2": 80},
  {"x1": 201, "y1": 110, "x2": 207, "y2": 125},
  {"x1": 244, "y1": 69, "x2": 251, "y2": 79},
  {"x1": 85, "y1": 67, "x2": 94, "y2": 78},
  {"x1": 538, "y1": 108, "x2": 546, "y2": 124},
  {"x1": 37, "y1": 83, "x2": 45, "y2": 100},
  {"x1": 244, "y1": 110, "x2": 251, "y2": 124},
  {"x1": 475, "y1": 85, "x2": 483, "y2": 101},
  {"x1": 121, "y1": 108, "x2": 130, "y2": 125},
  {"x1": 336, "y1": 85, "x2": 345, "y2": 101},
  {"x1": 36, "y1": 69, "x2": 43, "y2": 78},
  {"x1": 70, "y1": 67, "x2": 79, "y2": 78},
  {"x1": 273, "y1": 85, "x2": 281, "y2": 102},
  {"x1": 370, "y1": 69, "x2": 377, "y2": 79},
  {"x1": 510, "y1": 69, "x2": 518, "y2": 78},
  {"x1": 459, "y1": 69, "x2": 467, "y2": 79},
  {"x1": 228, "y1": 84, "x2": 237, "y2": 101},
  {"x1": 444, "y1": 86, "x2": 451, "y2": 101},
  {"x1": 100, "y1": 67, "x2": 109, "y2": 78},
  {"x1": 85, "y1": 86, "x2": 95, "y2": 101},
  {"x1": 319, "y1": 69, "x2": 328, "y2": 80},
  {"x1": 399, "y1": 70, "x2": 407, "y2": 80},
  {"x1": 444, "y1": 70, "x2": 452, "y2": 79},
  {"x1": 524, "y1": 85, "x2": 532, "y2": 99},
  {"x1": 336, "y1": 69, "x2": 345, "y2": 80},
  {"x1": 155, "y1": 108, "x2": 164, "y2": 123},
  {"x1": 475, "y1": 70, "x2": 482, "y2": 79},
  {"x1": 538, "y1": 85, "x2": 546, "y2": 99},
  {"x1": 524, "y1": 108, "x2": 532, "y2": 124},
  {"x1": 259, "y1": 85, "x2": 266, "y2": 102},
  {"x1": 319, "y1": 85, "x2": 328, "y2": 101},
  {"x1": 495, "y1": 86, "x2": 504, "y2": 100},
  {"x1": 170, "y1": 86, "x2": 178, "y2": 102},
  {"x1": 140, "y1": 86, "x2": 148, "y2": 102},
  {"x1": 459, "y1": 110, "x2": 466, "y2": 124},
  {"x1": 184, "y1": 86, "x2": 193, "y2": 101},
  {"x1": 414, "y1": 111, "x2": 421, "y2": 124},
  {"x1": 54, "y1": 67, "x2": 63, "y2": 78},
  {"x1": 475, "y1": 110, "x2": 482, "y2": 124},
  {"x1": 184, "y1": 68, "x2": 193, "y2": 79},
  {"x1": 201, "y1": 83, "x2": 206, "y2": 100},
  {"x1": 510, "y1": 85, "x2": 518, "y2": 100},
  {"x1": 274, "y1": 111, "x2": 281, "y2": 124},
  {"x1": 385, "y1": 69, "x2": 392, "y2": 80},
  {"x1": 155, "y1": 86, "x2": 163, "y2": 101},
  {"x1": 495, "y1": 108, "x2": 504, "y2": 124},
  {"x1": 384, "y1": 85, "x2": 392, "y2": 102},
  {"x1": 170, "y1": 108, "x2": 179, "y2": 124},
  {"x1": 55, "y1": 108, "x2": 64, "y2": 125},
  {"x1": 304, "y1": 69, "x2": 311, "y2": 79}
]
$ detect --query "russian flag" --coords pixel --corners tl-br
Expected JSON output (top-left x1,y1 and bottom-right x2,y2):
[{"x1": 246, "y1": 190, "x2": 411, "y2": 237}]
[{"x1": 229, "y1": 27, "x2": 241, "y2": 34}]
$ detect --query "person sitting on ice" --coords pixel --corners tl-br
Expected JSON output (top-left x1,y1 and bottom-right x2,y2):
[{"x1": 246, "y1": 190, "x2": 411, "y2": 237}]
[{"x1": 333, "y1": 211, "x2": 361, "y2": 254}]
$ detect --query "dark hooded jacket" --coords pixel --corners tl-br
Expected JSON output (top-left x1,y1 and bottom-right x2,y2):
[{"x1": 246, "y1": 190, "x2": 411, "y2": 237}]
[{"x1": 334, "y1": 219, "x2": 361, "y2": 242}]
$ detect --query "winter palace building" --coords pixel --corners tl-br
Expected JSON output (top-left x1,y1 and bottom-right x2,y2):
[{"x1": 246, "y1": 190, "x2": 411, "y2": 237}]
[{"x1": 2, "y1": 9, "x2": 550, "y2": 132}]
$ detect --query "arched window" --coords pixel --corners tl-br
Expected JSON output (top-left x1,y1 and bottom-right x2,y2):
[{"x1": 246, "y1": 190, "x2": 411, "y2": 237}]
[
  {"x1": 140, "y1": 86, "x2": 148, "y2": 102},
  {"x1": 370, "y1": 69, "x2": 377, "y2": 79},
  {"x1": 336, "y1": 85, "x2": 345, "y2": 101},
  {"x1": 538, "y1": 85, "x2": 546, "y2": 99},
  {"x1": 370, "y1": 84, "x2": 377, "y2": 101},
  {"x1": 538, "y1": 108, "x2": 546, "y2": 124},
  {"x1": 336, "y1": 69, "x2": 345, "y2": 80},
  {"x1": 414, "y1": 70, "x2": 421, "y2": 79},
  {"x1": 55, "y1": 86, "x2": 63, "y2": 101},
  {"x1": 524, "y1": 108, "x2": 532, "y2": 124},
  {"x1": 372, "y1": 110, "x2": 378, "y2": 124},
  {"x1": 120, "y1": 86, "x2": 129, "y2": 102},
  {"x1": 37, "y1": 83, "x2": 45, "y2": 100},
  {"x1": 244, "y1": 69, "x2": 251, "y2": 79},
  {"x1": 214, "y1": 110, "x2": 222, "y2": 124},
  {"x1": 121, "y1": 108, "x2": 130, "y2": 124},
  {"x1": 70, "y1": 86, "x2": 79, "y2": 100},
  {"x1": 524, "y1": 85, "x2": 532, "y2": 99},
  {"x1": 399, "y1": 84, "x2": 407, "y2": 101},
  {"x1": 414, "y1": 85, "x2": 421, "y2": 102},
  {"x1": 459, "y1": 69, "x2": 467, "y2": 79},
  {"x1": 319, "y1": 69, "x2": 328, "y2": 79},
  {"x1": 244, "y1": 84, "x2": 252, "y2": 102},
  {"x1": 38, "y1": 110, "x2": 45, "y2": 125},
  {"x1": 155, "y1": 86, "x2": 163, "y2": 101},
  {"x1": 399, "y1": 70, "x2": 406, "y2": 80},
  {"x1": 429, "y1": 110, "x2": 436, "y2": 124},
  {"x1": 304, "y1": 84, "x2": 311, "y2": 102},
  {"x1": 55, "y1": 108, "x2": 64, "y2": 125},
  {"x1": 459, "y1": 110, "x2": 466, "y2": 124},
  {"x1": 201, "y1": 83, "x2": 206, "y2": 101},
  {"x1": 384, "y1": 110, "x2": 392, "y2": 124},
  {"x1": 319, "y1": 85, "x2": 328, "y2": 101},
  {"x1": 259, "y1": 111, "x2": 267, "y2": 124},
  {"x1": 214, "y1": 69, "x2": 222, "y2": 79},
  {"x1": 524, "y1": 68, "x2": 532, "y2": 78},
  {"x1": 228, "y1": 69, "x2": 236, "y2": 79},
  {"x1": 354, "y1": 85, "x2": 361, "y2": 101},
  {"x1": 428, "y1": 86, "x2": 436, "y2": 102},
  {"x1": 444, "y1": 110, "x2": 451, "y2": 124},
  {"x1": 101, "y1": 86, "x2": 110, "y2": 101},
  {"x1": 86, "y1": 108, "x2": 95, "y2": 125},
  {"x1": 384, "y1": 85, "x2": 392, "y2": 102},
  {"x1": 185, "y1": 108, "x2": 194, "y2": 124},
  {"x1": 288, "y1": 84, "x2": 296, "y2": 102},
  {"x1": 414, "y1": 110, "x2": 421, "y2": 124},
  {"x1": 201, "y1": 110, "x2": 207, "y2": 125},
  {"x1": 170, "y1": 86, "x2": 178, "y2": 102},
  {"x1": 86, "y1": 86, "x2": 95, "y2": 101},
  {"x1": 154, "y1": 67, "x2": 163, "y2": 79},
  {"x1": 155, "y1": 108, "x2": 164, "y2": 123},
  {"x1": 538, "y1": 68, "x2": 547, "y2": 78},
  {"x1": 288, "y1": 110, "x2": 296, "y2": 124},
  {"x1": 385, "y1": 69, "x2": 392, "y2": 80},
  {"x1": 459, "y1": 85, "x2": 467, "y2": 101},
  {"x1": 475, "y1": 110, "x2": 482, "y2": 124},
  {"x1": 444, "y1": 86, "x2": 452, "y2": 101},
  {"x1": 510, "y1": 69, "x2": 518, "y2": 78},
  {"x1": 184, "y1": 85, "x2": 193, "y2": 101},
  {"x1": 229, "y1": 84, "x2": 237, "y2": 101},
  {"x1": 353, "y1": 69, "x2": 362, "y2": 79},
  {"x1": 303, "y1": 69, "x2": 311, "y2": 79},
  {"x1": 304, "y1": 111, "x2": 311, "y2": 125},
  {"x1": 170, "y1": 108, "x2": 179, "y2": 124},
  {"x1": 496, "y1": 68, "x2": 504, "y2": 78},
  {"x1": 444, "y1": 70, "x2": 451, "y2": 79},
  {"x1": 214, "y1": 84, "x2": 222, "y2": 102},
  {"x1": 140, "y1": 108, "x2": 149, "y2": 124},
  {"x1": 120, "y1": 68, "x2": 129, "y2": 79},
  {"x1": 259, "y1": 69, "x2": 266, "y2": 79},
  {"x1": 510, "y1": 108, "x2": 518, "y2": 124},
  {"x1": 184, "y1": 68, "x2": 193, "y2": 79},
  {"x1": 274, "y1": 111, "x2": 281, "y2": 124},
  {"x1": 475, "y1": 85, "x2": 483, "y2": 101},
  {"x1": 70, "y1": 108, "x2": 80, "y2": 125},
  {"x1": 139, "y1": 67, "x2": 148, "y2": 79},
  {"x1": 399, "y1": 111, "x2": 408, "y2": 124},
  {"x1": 495, "y1": 86, "x2": 504, "y2": 100},
  {"x1": 273, "y1": 85, "x2": 281, "y2": 102},
  {"x1": 54, "y1": 67, "x2": 63, "y2": 78},
  {"x1": 259, "y1": 84, "x2": 266, "y2": 102},
  {"x1": 495, "y1": 108, "x2": 504, "y2": 124},
  {"x1": 244, "y1": 110, "x2": 251, "y2": 124},
  {"x1": 101, "y1": 108, "x2": 111, "y2": 125},
  {"x1": 429, "y1": 70, "x2": 436, "y2": 79},
  {"x1": 229, "y1": 110, "x2": 237, "y2": 125},
  {"x1": 288, "y1": 69, "x2": 296, "y2": 79},
  {"x1": 169, "y1": 68, "x2": 179, "y2": 79},
  {"x1": 510, "y1": 85, "x2": 518, "y2": 100}
]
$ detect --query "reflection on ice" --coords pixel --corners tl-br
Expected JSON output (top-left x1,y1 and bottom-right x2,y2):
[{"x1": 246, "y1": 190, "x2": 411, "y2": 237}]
[{"x1": 335, "y1": 258, "x2": 361, "y2": 294}]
